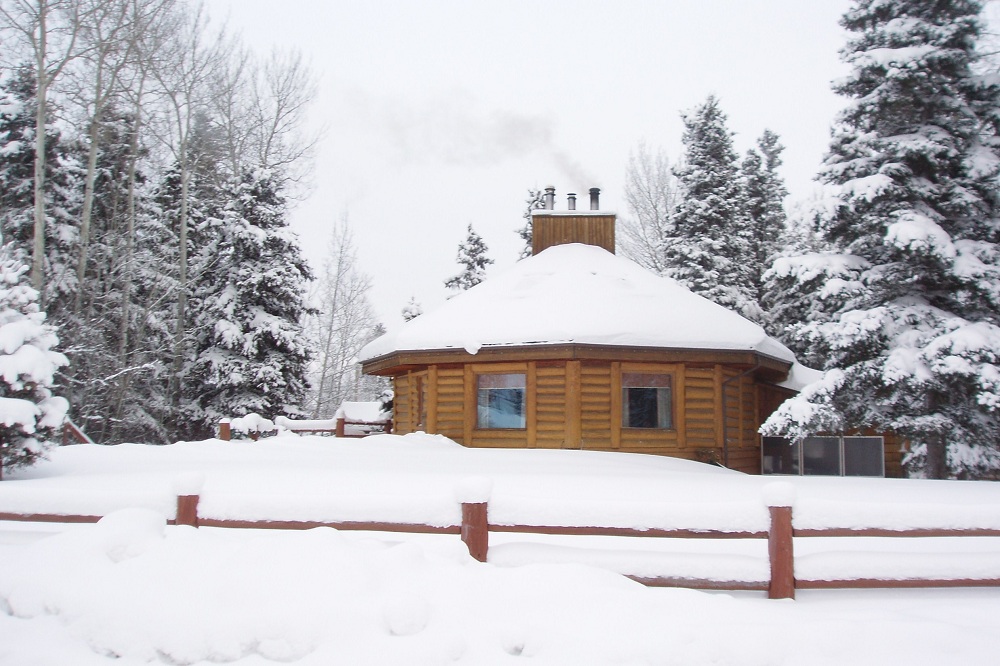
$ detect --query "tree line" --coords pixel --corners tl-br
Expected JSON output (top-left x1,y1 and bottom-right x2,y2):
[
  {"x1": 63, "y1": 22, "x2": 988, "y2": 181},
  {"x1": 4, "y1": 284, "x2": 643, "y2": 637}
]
[{"x1": 0, "y1": 0, "x2": 382, "y2": 460}]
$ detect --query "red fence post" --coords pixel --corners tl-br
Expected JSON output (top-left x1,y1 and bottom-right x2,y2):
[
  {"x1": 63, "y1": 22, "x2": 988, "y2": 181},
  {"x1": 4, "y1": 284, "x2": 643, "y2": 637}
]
[
  {"x1": 218, "y1": 420, "x2": 231, "y2": 441},
  {"x1": 461, "y1": 501, "x2": 489, "y2": 562},
  {"x1": 768, "y1": 504, "x2": 795, "y2": 599},
  {"x1": 335, "y1": 418, "x2": 346, "y2": 438},
  {"x1": 176, "y1": 494, "x2": 200, "y2": 527}
]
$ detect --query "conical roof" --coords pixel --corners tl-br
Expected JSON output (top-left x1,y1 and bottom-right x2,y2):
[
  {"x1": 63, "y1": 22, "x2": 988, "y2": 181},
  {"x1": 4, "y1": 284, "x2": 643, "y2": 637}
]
[{"x1": 359, "y1": 243, "x2": 795, "y2": 364}]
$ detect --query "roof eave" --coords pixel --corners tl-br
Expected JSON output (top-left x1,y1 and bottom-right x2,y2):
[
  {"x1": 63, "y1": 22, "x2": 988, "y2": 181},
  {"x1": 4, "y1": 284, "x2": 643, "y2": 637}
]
[{"x1": 361, "y1": 343, "x2": 793, "y2": 380}]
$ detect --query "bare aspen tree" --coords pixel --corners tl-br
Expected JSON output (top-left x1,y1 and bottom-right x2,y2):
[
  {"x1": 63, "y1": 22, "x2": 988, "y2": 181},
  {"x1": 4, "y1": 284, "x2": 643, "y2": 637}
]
[
  {"x1": 148, "y1": 2, "x2": 223, "y2": 409},
  {"x1": 68, "y1": 0, "x2": 133, "y2": 314},
  {"x1": 307, "y1": 218, "x2": 378, "y2": 417},
  {"x1": 0, "y1": 0, "x2": 87, "y2": 294},
  {"x1": 252, "y1": 49, "x2": 318, "y2": 191},
  {"x1": 618, "y1": 143, "x2": 679, "y2": 276},
  {"x1": 212, "y1": 45, "x2": 318, "y2": 192},
  {"x1": 108, "y1": 0, "x2": 177, "y2": 434}
]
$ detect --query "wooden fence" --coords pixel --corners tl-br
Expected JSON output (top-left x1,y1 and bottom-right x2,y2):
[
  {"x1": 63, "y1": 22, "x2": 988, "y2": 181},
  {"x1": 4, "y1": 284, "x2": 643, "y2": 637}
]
[{"x1": 3, "y1": 492, "x2": 999, "y2": 599}]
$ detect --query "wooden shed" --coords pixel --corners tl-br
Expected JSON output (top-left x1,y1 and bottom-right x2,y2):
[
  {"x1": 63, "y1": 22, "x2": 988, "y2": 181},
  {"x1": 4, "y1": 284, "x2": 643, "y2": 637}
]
[{"x1": 360, "y1": 191, "x2": 902, "y2": 476}]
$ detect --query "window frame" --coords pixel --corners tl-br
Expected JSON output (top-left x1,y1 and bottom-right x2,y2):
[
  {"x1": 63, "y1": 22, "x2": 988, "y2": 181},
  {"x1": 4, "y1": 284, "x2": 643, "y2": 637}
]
[
  {"x1": 475, "y1": 371, "x2": 527, "y2": 430},
  {"x1": 618, "y1": 365, "x2": 676, "y2": 432},
  {"x1": 762, "y1": 435, "x2": 885, "y2": 477}
]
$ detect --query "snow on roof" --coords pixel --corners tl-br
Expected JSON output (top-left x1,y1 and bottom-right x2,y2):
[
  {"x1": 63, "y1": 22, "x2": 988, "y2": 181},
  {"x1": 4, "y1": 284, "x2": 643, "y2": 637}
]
[
  {"x1": 360, "y1": 243, "x2": 796, "y2": 364},
  {"x1": 775, "y1": 362, "x2": 825, "y2": 392}
]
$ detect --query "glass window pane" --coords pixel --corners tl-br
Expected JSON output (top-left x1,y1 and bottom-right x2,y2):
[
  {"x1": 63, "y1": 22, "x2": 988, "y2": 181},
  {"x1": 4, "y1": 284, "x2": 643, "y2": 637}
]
[
  {"x1": 622, "y1": 386, "x2": 672, "y2": 429},
  {"x1": 476, "y1": 373, "x2": 526, "y2": 429},
  {"x1": 843, "y1": 437, "x2": 884, "y2": 477},
  {"x1": 802, "y1": 436, "x2": 842, "y2": 475},
  {"x1": 762, "y1": 436, "x2": 799, "y2": 475}
]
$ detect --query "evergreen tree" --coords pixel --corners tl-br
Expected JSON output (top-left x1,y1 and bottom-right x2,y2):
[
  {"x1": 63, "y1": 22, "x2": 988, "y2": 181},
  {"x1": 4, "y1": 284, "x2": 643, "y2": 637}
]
[
  {"x1": 741, "y1": 129, "x2": 788, "y2": 325},
  {"x1": 762, "y1": 0, "x2": 1000, "y2": 479},
  {"x1": 516, "y1": 188, "x2": 545, "y2": 260},
  {"x1": 445, "y1": 224, "x2": 493, "y2": 293},
  {"x1": 0, "y1": 245, "x2": 68, "y2": 478},
  {"x1": 188, "y1": 170, "x2": 313, "y2": 435},
  {"x1": 0, "y1": 66, "x2": 81, "y2": 308},
  {"x1": 401, "y1": 296, "x2": 423, "y2": 321},
  {"x1": 667, "y1": 95, "x2": 754, "y2": 316}
]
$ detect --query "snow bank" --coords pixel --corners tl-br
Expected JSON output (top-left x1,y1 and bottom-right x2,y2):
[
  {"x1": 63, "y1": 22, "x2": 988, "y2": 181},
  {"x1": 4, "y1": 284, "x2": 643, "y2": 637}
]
[
  {"x1": 2, "y1": 514, "x2": 1000, "y2": 665},
  {"x1": 3, "y1": 438, "x2": 1000, "y2": 663},
  {"x1": 5, "y1": 434, "x2": 1000, "y2": 536}
]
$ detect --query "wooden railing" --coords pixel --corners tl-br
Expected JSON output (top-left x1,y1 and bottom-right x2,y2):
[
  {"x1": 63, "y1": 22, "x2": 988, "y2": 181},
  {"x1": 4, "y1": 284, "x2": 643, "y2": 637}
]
[
  {"x1": 62, "y1": 419, "x2": 95, "y2": 445},
  {"x1": 217, "y1": 417, "x2": 392, "y2": 440},
  {"x1": 2, "y1": 490, "x2": 998, "y2": 599}
]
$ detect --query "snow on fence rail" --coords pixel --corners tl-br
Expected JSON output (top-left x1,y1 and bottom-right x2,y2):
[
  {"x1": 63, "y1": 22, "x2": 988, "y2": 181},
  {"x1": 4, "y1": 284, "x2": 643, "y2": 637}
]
[
  {"x1": 217, "y1": 414, "x2": 392, "y2": 440},
  {"x1": 2, "y1": 481, "x2": 999, "y2": 600}
]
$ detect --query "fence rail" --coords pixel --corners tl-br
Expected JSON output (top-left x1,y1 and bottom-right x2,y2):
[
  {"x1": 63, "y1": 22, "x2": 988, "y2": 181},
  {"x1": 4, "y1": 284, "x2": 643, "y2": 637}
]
[
  {"x1": 2, "y1": 493, "x2": 999, "y2": 599},
  {"x1": 217, "y1": 417, "x2": 392, "y2": 440}
]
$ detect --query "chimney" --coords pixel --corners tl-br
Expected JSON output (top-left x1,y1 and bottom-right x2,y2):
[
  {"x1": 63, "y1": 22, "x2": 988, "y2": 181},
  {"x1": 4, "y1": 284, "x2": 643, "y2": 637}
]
[
  {"x1": 543, "y1": 186, "x2": 556, "y2": 210},
  {"x1": 589, "y1": 188, "x2": 600, "y2": 210},
  {"x1": 530, "y1": 184, "x2": 615, "y2": 256}
]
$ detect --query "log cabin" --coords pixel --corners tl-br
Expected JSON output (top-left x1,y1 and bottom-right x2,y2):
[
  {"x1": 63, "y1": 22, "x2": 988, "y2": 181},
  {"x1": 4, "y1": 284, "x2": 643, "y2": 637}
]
[{"x1": 359, "y1": 188, "x2": 904, "y2": 477}]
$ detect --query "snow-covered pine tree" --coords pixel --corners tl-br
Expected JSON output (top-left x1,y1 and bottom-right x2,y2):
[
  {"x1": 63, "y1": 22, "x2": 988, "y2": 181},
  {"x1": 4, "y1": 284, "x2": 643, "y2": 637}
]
[
  {"x1": 667, "y1": 95, "x2": 754, "y2": 317},
  {"x1": 741, "y1": 129, "x2": 788, "y2": 326},
  {"x1": 516, "y1": 188, "x2": 546, "y2": 260},
  {"x1": 762, "y1": 0, "x2": 1000, "y2": 479},
  {"x1": 401, "y1": 296, "x2": 423, "y2": 321},
  {"x1": 0, "y1": 66, "x2": 81, "y2": 309},
  {"x1": 0, "y1": 245, "x2": 68, "y2": 478},
  {"x1": 188, "y1": 170, "x2": 312, "y2": 436},
  {"x1": 445, "y1": 223, "x2": 493, "y2": 293}
]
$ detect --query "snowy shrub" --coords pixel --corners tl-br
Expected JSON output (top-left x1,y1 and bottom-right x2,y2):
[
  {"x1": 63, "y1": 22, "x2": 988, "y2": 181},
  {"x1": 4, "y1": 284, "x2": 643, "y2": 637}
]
[{"x1": 0, "y1": 245, "x2": 68, "y2": 477}]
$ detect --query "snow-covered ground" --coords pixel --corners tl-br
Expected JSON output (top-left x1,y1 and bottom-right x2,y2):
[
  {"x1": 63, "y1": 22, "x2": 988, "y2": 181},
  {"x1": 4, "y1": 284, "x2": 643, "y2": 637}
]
[{"x1": 1, "y1": 433, "x2": 1000, "y2": 664}]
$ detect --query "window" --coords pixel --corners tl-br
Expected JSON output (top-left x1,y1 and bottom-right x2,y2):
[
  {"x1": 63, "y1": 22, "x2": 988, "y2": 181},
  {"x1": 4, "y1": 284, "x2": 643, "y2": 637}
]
[
  {"x1": 477, "y1": 373, "x2": 526, "y2": 429},
  {"x1": 762, "y1": 436, "x2": 884, "y2": 477},
  {"x1": 621, "y1": 372, "x2": 672, "y2": 429}
]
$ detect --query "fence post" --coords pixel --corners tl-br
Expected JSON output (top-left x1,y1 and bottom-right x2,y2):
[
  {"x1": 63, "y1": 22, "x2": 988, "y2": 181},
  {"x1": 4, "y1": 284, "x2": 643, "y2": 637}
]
[
  {"x1": 335, "y1": 417, "x2": 345, "y2": 438},
  {"x1": 218, "y1": 419, "x2": 231, "y2": 441},
  {"x1": 176, "y1": 493, "x2": 200, "y2": 527},
  {"x1": 461, "y1": 501, "x2": 489, "y2": 562},
  {"x1": 764, "y1": 482, "x2": 796, "y2": 600}
]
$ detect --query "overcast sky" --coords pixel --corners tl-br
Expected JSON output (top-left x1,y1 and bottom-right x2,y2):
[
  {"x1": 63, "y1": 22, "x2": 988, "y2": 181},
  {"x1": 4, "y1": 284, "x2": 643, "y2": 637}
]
[{"x1": 207, "y1": 0, "x2": 860, "y2": 325}]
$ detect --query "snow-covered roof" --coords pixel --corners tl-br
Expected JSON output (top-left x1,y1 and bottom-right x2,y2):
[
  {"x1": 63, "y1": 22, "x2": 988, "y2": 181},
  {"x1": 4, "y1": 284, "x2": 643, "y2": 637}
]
[
  {"x1": 775, "y1": 362, "x2": 824, "y2": 392},
  {"x1": 360, "y1": 243, "x2": 796, "y2": 364}
]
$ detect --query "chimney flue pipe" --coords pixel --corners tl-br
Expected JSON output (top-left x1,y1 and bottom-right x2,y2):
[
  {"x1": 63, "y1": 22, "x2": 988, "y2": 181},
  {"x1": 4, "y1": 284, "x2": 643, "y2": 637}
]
[
  {"x1": 567, "y1": 193, "x2": 577, "y2": 210},
  {"x1": 589, "y1": 188, "x2": 600, "y2": 210},
  {"x1": 544, "y1": 186, "x2": 556, "y2": 210}
]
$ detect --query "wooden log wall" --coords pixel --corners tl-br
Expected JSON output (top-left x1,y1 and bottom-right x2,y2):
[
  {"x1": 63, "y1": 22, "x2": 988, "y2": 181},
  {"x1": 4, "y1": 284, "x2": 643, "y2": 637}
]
[
  {"x1": 435, "y1": 367, "x2": 465, "y2": 441},
  {"x1": 535, "y1": 362, "x2": 567, "y2": 448},
  {"x1": 393, "y1": 360, "x2": 766, "y2": 463},
  {"x1": 580, "y1": 363, "x2": 613, "y2": 450},
  {"x1": 531, "y1": 214, "x2": 616, "y2": 255},
  {"x1": 389, "y1": 360, "x2": 902, "y2": 477}
]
